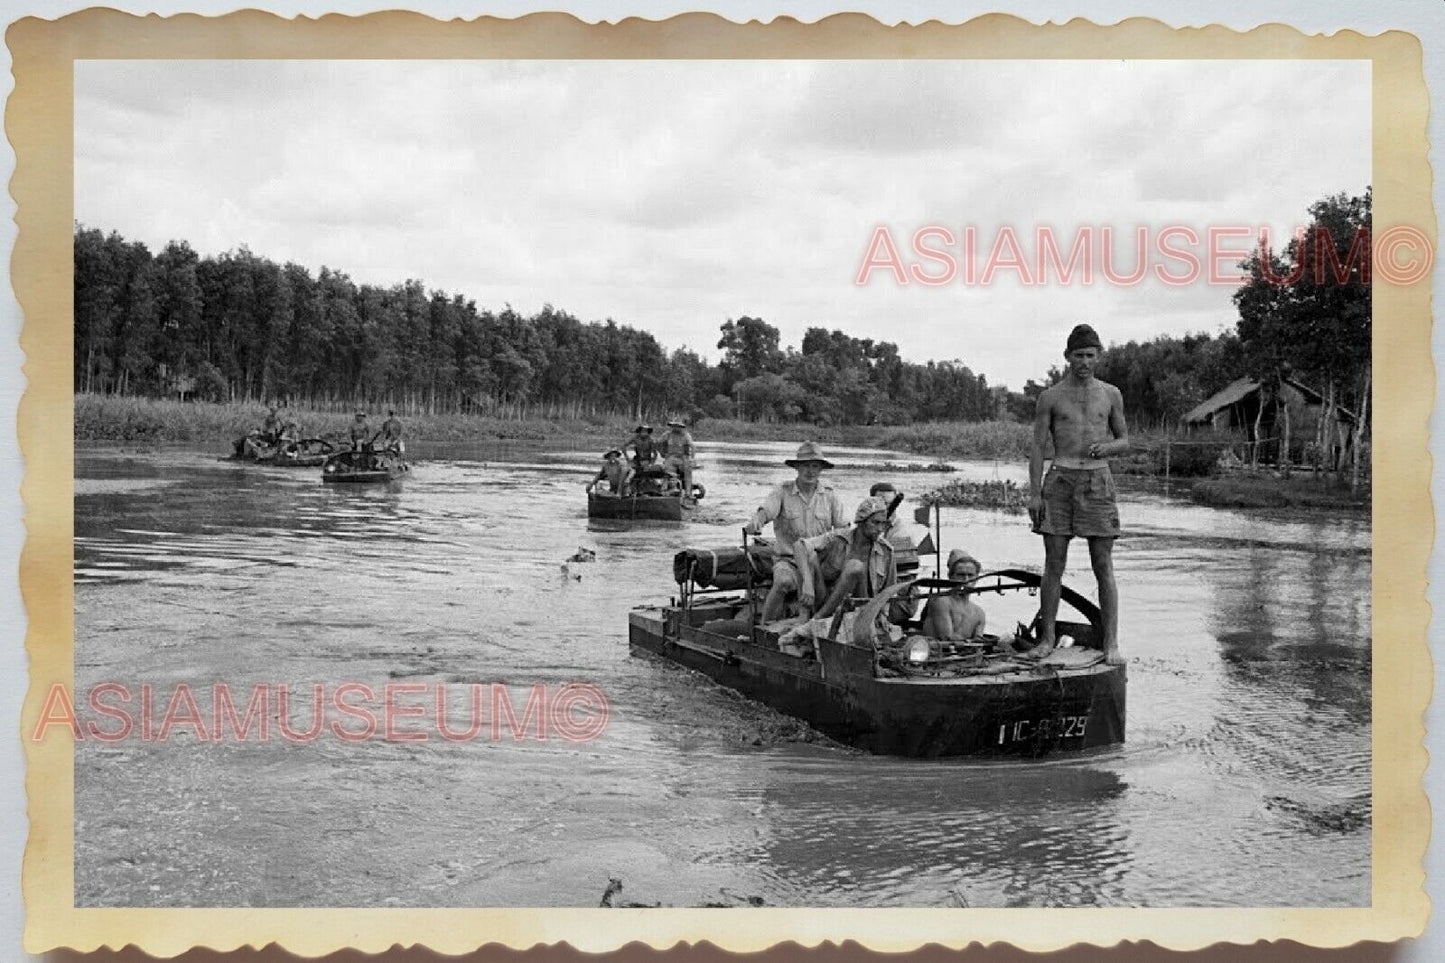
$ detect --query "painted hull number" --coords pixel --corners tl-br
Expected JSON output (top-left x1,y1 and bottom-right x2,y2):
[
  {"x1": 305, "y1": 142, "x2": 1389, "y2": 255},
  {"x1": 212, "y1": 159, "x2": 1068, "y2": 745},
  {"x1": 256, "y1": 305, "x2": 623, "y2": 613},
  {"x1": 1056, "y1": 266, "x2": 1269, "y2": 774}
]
[{"x1": 997, "y1": 714, "x2": 1088, "y2": 745}]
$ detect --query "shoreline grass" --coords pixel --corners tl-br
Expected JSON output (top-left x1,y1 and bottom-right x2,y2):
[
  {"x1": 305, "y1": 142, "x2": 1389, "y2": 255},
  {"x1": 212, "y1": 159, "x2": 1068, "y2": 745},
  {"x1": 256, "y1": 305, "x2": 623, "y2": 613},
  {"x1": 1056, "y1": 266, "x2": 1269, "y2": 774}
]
[{"x1": 74, "y1": 394, "x2": 1034, "y2": 460}]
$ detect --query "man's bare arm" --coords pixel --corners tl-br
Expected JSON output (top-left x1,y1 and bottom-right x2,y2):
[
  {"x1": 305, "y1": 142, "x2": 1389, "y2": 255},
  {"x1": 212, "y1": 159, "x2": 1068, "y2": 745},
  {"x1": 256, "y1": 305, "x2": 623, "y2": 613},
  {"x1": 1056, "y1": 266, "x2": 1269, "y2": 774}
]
[
  {"x1": 1029, "y1": 390, "x2": 1053, "y2": 497},
  {"x1": 1101, "y1": 384, "x2": 1129, "y2": 457}
]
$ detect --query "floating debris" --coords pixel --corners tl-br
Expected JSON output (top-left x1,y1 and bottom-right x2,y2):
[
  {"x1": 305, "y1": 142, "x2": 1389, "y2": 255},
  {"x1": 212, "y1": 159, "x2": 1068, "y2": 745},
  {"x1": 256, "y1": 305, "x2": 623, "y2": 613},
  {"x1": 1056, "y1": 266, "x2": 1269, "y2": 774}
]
[{"x1": 567, "y1": 547, "x2": 597, "y2": 563}]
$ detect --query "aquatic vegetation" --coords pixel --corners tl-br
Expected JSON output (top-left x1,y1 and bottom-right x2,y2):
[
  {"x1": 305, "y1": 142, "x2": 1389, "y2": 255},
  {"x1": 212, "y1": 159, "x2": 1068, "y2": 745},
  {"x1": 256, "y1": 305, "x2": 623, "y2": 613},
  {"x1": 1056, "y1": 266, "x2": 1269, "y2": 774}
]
[
  {"x1": 875, "y1": 460, "x2": 957, "y2": 473},
  {"x1": 917, "y1": 478, "x2": 1028, "y2": 514}
]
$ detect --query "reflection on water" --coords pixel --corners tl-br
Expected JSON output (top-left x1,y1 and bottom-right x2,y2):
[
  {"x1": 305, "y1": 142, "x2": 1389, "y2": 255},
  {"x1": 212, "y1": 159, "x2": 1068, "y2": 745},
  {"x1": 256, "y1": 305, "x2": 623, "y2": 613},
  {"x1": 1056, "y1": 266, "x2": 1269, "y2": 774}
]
[{"x1": 73, "y1": 441, "x2": 1370, "y2": 907}]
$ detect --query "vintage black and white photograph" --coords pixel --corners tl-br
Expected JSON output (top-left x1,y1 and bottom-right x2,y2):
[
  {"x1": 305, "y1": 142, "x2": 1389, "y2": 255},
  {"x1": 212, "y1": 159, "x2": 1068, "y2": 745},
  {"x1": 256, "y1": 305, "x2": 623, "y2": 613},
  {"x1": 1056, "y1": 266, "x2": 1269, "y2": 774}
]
[{"x1": 67, "y1": 54, "x2": 1373, "y2": 910}]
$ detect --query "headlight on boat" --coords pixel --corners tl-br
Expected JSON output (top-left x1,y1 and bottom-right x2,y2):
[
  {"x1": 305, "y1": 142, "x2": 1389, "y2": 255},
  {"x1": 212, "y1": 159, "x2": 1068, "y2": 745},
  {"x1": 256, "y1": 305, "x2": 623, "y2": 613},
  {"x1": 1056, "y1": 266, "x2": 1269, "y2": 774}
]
[{"x1": 906, "y1": 637, "x2": 932, "y2": 663}]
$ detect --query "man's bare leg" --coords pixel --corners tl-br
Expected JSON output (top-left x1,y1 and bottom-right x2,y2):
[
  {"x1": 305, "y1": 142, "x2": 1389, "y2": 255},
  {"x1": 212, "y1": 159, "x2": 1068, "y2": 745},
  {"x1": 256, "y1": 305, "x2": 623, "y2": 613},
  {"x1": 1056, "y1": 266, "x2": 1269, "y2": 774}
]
[
  {"x1": 815, "y1": 560, "x2": 864, "y2": 620},
  {"x1": 761, "y1": 565, "x2": 799, "y2": 623},
  {"x1": 1035, "y1": 534, "x2": 1071, "y2": 655},
  {"x1": 1087, "y1": 536, "x2": 1121, "y2": 664}
]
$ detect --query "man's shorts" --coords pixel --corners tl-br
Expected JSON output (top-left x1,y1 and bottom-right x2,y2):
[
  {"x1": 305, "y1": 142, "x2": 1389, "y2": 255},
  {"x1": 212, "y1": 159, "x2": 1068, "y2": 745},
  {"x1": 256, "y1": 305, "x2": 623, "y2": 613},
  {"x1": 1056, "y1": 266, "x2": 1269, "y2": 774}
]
[{"x1": 1035, "y1": 466, "x2": 1121, "y2": 538}]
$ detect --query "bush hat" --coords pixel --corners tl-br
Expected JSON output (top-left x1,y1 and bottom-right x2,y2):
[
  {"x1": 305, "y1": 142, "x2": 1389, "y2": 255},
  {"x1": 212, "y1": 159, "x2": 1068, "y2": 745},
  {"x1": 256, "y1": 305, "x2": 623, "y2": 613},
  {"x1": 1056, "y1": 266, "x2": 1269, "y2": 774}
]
[
  {"x1": 604, "y1": 448, "x2": 622, "y2": 458},
  {"x1": 666, "y1": 419, "x2": 687, "y2": 428},
  {"x1": 635, "y1": 424, "x2": 652, "y2": 433},
  {"x1": 784, "y1": 441, "x2": 834, "y2": 469}
]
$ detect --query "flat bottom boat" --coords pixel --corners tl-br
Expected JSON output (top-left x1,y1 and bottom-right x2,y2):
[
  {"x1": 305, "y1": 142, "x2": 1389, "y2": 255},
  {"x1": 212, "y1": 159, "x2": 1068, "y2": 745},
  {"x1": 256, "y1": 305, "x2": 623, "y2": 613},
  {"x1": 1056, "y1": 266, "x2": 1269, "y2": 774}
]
[
  {"x1": 321, "y1": 448, "x2": 410, "y2": 483},
  {"x1": 588, "y1": 465, "x2": 703, "y2": 520},
  {"x1": 629, "y1": 565, "x2": 1124, "y2": 758}
]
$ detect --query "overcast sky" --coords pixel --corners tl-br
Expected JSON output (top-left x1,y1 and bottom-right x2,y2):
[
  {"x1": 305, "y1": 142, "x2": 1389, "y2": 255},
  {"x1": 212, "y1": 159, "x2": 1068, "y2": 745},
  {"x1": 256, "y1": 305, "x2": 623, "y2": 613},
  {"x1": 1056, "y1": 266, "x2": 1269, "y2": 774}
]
[{"x1": 75, "y1": 59, "x2": 1369, "y2": 389}]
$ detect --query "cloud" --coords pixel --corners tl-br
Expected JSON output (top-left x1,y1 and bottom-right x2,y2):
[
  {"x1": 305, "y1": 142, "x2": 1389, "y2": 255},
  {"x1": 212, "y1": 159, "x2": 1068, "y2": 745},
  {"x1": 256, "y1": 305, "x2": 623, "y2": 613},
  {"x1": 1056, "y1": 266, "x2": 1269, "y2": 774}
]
[{"x1": 74, "y1": 58, "x2": 1370, "y2": 389}]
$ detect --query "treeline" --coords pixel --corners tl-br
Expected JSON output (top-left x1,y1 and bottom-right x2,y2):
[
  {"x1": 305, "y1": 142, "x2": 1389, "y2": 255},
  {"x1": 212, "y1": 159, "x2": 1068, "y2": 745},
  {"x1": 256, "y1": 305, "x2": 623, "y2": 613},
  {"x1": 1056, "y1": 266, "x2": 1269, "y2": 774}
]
[{"x1": 74, "y1": 225, "x2": 997, "y2": 426}]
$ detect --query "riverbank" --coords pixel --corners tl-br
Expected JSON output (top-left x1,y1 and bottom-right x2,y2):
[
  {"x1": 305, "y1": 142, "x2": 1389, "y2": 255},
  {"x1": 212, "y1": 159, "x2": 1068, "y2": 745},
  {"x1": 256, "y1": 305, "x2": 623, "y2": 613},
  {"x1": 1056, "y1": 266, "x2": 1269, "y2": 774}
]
[
  {"x1": 1189, "y1": 472, "x2": 1369, "y2": 511},
  {"x1": 74, "y1": 394, "x2": 1033, "y2": 460}
]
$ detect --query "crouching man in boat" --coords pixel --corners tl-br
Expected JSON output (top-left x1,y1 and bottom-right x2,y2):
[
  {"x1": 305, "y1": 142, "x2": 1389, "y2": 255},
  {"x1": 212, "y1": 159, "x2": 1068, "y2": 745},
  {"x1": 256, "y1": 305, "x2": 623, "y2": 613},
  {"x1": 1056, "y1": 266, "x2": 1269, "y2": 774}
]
[
  {"x1": 586, "y1": 448, "x2": 633, "y2": 496},
  {"x1": 794, "y1": 495, "x2": 903, "y2": 622},
  {"x1": 742, "y1": 442, "x2": 850, "y2": 624},
  {"x1": 1028, "y1": 323, "x2": 1127, "y2": 665},
  {"x1": 922, "y1": 550, "x2": 986, "y2": 640}
]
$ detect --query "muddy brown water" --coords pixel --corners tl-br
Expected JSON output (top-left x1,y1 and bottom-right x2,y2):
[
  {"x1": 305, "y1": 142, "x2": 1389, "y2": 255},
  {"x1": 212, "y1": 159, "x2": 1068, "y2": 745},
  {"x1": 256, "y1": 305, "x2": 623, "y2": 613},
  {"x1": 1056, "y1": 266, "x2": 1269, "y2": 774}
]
[{"x1": 73, "y1": 439, "x2": 1370, "y2": 907}]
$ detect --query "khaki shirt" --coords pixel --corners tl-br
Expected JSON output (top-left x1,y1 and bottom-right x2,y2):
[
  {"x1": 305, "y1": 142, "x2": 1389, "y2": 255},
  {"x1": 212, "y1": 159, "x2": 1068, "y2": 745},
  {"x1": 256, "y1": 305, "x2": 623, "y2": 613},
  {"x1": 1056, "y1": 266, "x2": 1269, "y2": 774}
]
[
  {"x1": 747, "y1": 481, "x2": 848, "y2": 553},
  {"x1": 798, "y1": 528, "x2": 896, "y2": 598}
]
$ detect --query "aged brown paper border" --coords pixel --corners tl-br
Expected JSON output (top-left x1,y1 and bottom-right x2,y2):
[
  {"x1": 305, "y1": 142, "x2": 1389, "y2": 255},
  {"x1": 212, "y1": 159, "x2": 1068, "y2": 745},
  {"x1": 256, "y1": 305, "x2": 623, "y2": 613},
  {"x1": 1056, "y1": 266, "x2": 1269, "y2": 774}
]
[{"x1": 12, "y1": 9, "x2": 1432, "y2": 956}]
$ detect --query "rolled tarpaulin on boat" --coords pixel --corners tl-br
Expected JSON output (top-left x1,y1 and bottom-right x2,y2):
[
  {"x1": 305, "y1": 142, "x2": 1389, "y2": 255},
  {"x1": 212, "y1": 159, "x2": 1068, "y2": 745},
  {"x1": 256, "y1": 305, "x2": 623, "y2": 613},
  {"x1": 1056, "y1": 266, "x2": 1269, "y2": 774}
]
[{"x1": 673, "y1": 544, "x2": 777, "y2": 589}]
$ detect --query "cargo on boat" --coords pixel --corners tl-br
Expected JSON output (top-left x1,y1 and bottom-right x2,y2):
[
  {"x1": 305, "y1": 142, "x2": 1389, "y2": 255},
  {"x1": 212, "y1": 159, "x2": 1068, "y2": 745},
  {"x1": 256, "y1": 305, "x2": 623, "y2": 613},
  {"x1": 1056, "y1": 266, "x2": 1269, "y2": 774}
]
[
  {"x1": 587, "y1": 464, "x2": 704, "y2": 521},
  {"x1": 630, "y1": 545, "x2": 1125, "y2": 758},
  {"x1": 321, "y1": 447, "x2": 410, "y2": 484}
]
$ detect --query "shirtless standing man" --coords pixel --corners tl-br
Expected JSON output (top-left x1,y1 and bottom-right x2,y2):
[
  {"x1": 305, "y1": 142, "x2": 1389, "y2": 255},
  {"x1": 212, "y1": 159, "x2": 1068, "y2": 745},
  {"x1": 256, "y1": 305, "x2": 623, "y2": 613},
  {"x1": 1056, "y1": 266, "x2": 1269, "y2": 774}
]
[{"x1": 1028, "y1": 324, "x2": 1128, "y2": 664}]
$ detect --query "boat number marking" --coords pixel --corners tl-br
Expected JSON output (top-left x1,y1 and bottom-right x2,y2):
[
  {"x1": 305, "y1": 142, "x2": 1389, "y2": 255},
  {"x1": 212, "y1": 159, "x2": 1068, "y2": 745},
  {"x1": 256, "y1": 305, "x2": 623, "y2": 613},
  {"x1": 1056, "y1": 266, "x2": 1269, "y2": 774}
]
[{"x1": 997, "y1": 714, "x2": 1089, "y2": 745}]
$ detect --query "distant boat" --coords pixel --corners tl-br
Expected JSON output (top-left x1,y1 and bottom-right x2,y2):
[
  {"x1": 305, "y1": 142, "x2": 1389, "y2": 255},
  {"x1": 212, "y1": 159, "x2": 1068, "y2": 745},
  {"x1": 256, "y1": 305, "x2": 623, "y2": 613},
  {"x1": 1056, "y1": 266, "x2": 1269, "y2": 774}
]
[
  {"x1": 629, "y1": 563, "x2": 1125, "y2": 758},
  {"x1": 587, "y1": 464, "x2": 704, "y2": 521},
  {"x1": 229, "y1": 434, "x2": 335, "y2": 467},
  {"x1": 321, "y1": 447, "x2": 410, "y2": 484}
]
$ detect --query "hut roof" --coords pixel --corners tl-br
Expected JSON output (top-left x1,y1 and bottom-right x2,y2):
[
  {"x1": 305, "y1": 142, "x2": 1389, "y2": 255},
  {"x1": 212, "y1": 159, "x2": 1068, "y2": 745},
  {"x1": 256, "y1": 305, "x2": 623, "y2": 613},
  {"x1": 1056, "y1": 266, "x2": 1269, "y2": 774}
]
[
  {"x1": 1182, "y1": 377, "x2": 1258, "y2": 424},
  {"x1": 1181, "y1": 376, "x2": 1357, "y2": 425}
]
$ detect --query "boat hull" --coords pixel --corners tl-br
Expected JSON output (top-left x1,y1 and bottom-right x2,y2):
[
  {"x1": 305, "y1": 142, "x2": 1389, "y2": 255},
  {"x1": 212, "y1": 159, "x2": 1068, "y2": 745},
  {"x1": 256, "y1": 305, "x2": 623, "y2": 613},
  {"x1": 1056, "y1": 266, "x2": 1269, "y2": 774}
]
[
  {"x1": 321, "y1": 450, "x2": 410, "y2": 484},
  {"x1": 629, "y1": 607, "x2": 1125, "y2": 758},
  {"x1": 589, "y1": 492, "x2": 685, "y2": 521}
]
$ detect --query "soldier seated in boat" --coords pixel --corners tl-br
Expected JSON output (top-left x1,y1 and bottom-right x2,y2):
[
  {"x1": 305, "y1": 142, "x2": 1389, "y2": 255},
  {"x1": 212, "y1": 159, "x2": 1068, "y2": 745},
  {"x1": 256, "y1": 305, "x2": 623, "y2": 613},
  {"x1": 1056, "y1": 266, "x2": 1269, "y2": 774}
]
[
  {"x1": 742, "y1": 442, "x2": 850, "y2": 623},
  {"x1": 586, "y1": 448, "x2": 634, "y2": 496},
  {"x1": 794, "y1": 495, "x2": 903, "y2": 622},
  {"x1": 922, "y1": 550, "x2": 987, "y2": 640},
  {"x1": 348, "y1": 409, "x2": 371, "y2": 451}
]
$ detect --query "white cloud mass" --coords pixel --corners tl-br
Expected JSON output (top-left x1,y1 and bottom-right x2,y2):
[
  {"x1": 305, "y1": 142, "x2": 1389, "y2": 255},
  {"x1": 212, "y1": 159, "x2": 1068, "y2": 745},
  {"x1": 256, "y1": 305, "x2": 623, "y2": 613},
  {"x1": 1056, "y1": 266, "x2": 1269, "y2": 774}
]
[{"x1": 75, "y1": 59, "x2": 1369, "y2": 388}]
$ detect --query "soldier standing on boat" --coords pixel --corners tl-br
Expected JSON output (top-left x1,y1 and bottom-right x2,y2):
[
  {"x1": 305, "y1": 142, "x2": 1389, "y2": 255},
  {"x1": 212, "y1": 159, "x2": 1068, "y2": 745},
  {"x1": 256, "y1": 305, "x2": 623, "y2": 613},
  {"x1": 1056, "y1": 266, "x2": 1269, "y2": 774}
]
[
  {"x1": 793, "y1": 495, "x2": 898, "y2": 621},
  {"x1": 380, "y1": 409, "x2": 405, "y2": 453},
  {"x1": 261, "y1": 404, "x2": 282, "y2": 444},
  {"x1": 627, "y1": 424, "x2": 658, "y2": 472},
  {"x1": 743, "y1": 441, "x2": 849, "y2": 623},
  {"x1": 658, "y1": 419, "x2": 697, "y2": 504},
  {"x1": 1028, "y1": 323, "x2": 1128, "y2": 665}
]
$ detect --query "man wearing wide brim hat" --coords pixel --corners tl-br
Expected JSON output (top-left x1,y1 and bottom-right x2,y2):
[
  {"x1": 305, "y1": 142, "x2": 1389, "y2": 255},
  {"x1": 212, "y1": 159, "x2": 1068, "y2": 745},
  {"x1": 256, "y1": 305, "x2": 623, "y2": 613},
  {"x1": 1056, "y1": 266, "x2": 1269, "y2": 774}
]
[
  {"x1": 658, "y1": 418, "x2": 698, "y2": 504},
  {"x1": 586, "y1": 447, "x2": 633, "y2": 496},
  {"x1": 743, "y1": 441, "x2": 849, "y2": 623}
]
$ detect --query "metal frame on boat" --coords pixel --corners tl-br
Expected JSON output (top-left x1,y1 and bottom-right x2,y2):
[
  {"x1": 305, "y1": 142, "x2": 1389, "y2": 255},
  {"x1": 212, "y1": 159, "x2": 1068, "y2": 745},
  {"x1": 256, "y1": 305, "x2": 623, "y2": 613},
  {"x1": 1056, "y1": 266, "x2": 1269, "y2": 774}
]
[{"x1": 629, "y1": 553, "x2": 1125, "y2": 758}]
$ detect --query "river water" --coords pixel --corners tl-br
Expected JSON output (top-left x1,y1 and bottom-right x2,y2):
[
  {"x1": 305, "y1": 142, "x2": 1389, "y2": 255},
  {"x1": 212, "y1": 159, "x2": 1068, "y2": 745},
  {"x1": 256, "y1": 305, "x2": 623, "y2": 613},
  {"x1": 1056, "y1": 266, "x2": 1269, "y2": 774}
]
[{"x1": 73, "y1": 439, "x2": 1371, "y2": 908}]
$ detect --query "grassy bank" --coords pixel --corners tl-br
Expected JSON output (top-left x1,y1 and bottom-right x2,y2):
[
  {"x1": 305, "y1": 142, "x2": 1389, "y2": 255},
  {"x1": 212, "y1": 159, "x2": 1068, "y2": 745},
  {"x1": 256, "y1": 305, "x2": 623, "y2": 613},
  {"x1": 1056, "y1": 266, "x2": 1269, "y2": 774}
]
[
  {"x1": 1189, "y1": 473, "x2": 1368, "y2": 511},
  {"x1": 74, "y1": 394, "x2": 1034, "y2": 460}
]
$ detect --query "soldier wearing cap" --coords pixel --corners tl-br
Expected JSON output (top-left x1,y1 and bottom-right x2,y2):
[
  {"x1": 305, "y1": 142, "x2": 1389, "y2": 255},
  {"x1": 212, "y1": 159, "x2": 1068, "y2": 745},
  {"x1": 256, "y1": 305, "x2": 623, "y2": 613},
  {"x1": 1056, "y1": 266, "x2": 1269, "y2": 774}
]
[
  {"x1": 922, "y1": 549, "x2": 987, "y2": 641},
  {"x1": 586, "y1": 448, "x2": 633, "y2": 496},
  {"x1": 658, "y1": 418, "x2": 696, "y2": 503},
  {"x1": 1028, "y1": 323, "x2": 1128, "y2": 664},
  {"x1": 794, "y1": 495, "x2": 899, "y2": 621},
  {"x1": 743, "y1": 441, "x2": 850, "y2": 623},
  {"x1": 348, "y1": 409, "x2": 371, "y2": 450}
]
